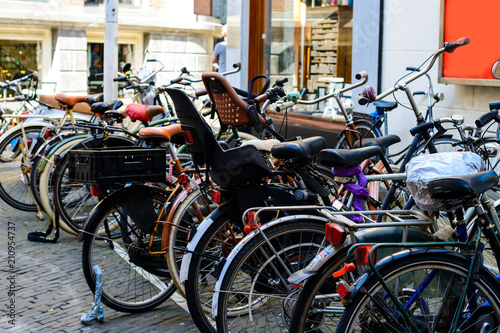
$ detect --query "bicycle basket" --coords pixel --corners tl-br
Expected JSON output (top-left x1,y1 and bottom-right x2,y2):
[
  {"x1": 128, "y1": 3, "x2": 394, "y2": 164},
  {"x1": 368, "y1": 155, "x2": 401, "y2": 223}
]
[{"x1": 406, "y1": 152, "x2": 484, "y2": 211}]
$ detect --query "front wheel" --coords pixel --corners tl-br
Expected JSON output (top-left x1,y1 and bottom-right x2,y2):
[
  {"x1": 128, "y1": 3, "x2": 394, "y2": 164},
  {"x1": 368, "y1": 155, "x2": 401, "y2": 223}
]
[
  {"x1": 336, "y1": 251, "x2": 500, "y2": 332},
  {"x1": 215, "y1": 220, "x2": 327, "y2": 333},
  {"x1": 81, "y1": 185, "x2": 176, "y2": 313}
]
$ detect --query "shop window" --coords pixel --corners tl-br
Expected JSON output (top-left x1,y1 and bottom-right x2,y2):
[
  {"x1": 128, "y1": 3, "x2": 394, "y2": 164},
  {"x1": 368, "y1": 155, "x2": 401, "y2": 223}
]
[
  {"x1": 270, "y1": 0, "x2": 352, "y2": 118},
  {"x1": 88, "y1": 43, "x2": 134, "y2": 94},
  {"x1": 0, "y1": 40, "x2": 41, "y2": 95},
  {"x1": 85, "y1": 0, "x2": 141, "y2": 6}
]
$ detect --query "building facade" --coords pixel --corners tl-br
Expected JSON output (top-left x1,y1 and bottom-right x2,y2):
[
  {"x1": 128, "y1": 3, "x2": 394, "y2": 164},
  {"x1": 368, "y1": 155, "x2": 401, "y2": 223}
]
[{"x1": 0, "y1": 0, "x2": 223, "y2": 95}]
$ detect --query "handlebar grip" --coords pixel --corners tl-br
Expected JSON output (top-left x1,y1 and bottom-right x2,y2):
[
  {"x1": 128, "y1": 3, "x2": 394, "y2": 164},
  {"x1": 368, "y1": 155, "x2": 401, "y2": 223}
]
[
  {"x1": 113, "y1": 77, "x2": 128, "y2": 82},
  {"x1": 354, "y1": 71, "x2": 368, "y2": 80},
  {"x1": 195, "y1": 89, "x2": 207, "y2": 97},
  {"x1": 274, "y1": 77, "x2": 288, "y2": 87},
  {"x1": 181, "y1": 67, "x2": 189, "y2": 74},
  {"x1": 170, "y1": 77, "x2": 183, "y2": 84},
  {"x1": 146, "y1": 59, "x2": 157, "y2": 62},
  {"x1": 475, "y1": 110, "x2": 499, "y2": 128},
  {"x1": 444, "y1": 37, "x2": 470, "y2": 53},
  {"x1": 233, "y1": 62, "x2": 241, "y2": 69},
  {"x1": 254, "y1": 93, "x2": 269, "y2": 104},
  {"x1": 413, "y1": 91, "x2": 426, "y2": 96},
  {"x1": 406, "y1": 67, "x2": 420, "y2": 72}
]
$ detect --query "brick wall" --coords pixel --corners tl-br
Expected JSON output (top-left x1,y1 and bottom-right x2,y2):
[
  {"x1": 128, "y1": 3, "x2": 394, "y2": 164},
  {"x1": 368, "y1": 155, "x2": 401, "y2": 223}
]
[{"x1": 194, "y1": 0, "x2": 211, "y2": 16}]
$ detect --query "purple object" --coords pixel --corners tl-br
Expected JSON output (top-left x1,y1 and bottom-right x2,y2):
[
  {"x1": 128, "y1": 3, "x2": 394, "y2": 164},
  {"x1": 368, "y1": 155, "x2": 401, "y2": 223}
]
[
  {"x1": 362, "y1": 86, "x2": 377, "y2": 103},
  {"x1": 332, "y1": 165, "x2": 368, "y2": 223}
]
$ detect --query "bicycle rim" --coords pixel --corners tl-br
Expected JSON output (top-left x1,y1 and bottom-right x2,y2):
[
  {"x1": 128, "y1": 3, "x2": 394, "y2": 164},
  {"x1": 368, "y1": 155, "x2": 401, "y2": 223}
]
[
  {"x1": 216, "y1": 221, "x2": 327, "y2": 333},
  {"x1": 81, "y1": 186, "x2": 176, "y2": 312},
  {"x1": 337, "y1": 252, "x2": 500, "y2": 332}
]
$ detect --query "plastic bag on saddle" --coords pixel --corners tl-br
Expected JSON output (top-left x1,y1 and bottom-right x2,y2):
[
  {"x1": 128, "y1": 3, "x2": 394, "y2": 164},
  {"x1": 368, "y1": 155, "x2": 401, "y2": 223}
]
[{"x1": 406, "y1": 152, "x2": 484, "y2": 211}]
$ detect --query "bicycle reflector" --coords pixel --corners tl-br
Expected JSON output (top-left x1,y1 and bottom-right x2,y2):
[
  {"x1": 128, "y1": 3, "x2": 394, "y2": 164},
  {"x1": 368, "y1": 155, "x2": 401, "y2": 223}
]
[
  {"x1": 336, "y1": 279, "x2": 352, "y2": 299},
  {"x1": 356, "y1": 245, "x2": 375, "y2": 266},
  {"x1": 90, "y1": 185, "x2": 102, "y2": 197},
  {"x1": 211, "y1": 190, "x2": 221, "y2": 204},
  {"x1": 182, "y1": 130, "x2": 194, "y2": 144},
  {"x1": 178, "y1": 173, "x2": 189, "y2": 185},
  {"x1": 44, "y1": 128, "x2": 53, "y2": 139},
  {"x1": 244, "y1": 212, "x2": 260, "y2": 234},
  {"x1": 325, "y1": 223, "x2": 346, "y2": 244}
]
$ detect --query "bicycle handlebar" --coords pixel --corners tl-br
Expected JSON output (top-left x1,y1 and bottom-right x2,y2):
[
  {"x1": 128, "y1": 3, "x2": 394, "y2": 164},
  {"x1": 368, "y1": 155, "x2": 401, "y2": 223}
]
[
  {"x1": 444, "y1": 37, "x2": 470, "y2": 53},
  {"x1": 475, "y1": 109, "x2": 500, "y2": 128}
]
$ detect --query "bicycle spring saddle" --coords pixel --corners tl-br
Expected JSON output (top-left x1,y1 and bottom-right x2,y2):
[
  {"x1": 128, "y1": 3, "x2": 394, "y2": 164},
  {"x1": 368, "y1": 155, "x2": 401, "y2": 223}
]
[{"x1": 352, "y1": 134, "x2": 401, "y2": 152}]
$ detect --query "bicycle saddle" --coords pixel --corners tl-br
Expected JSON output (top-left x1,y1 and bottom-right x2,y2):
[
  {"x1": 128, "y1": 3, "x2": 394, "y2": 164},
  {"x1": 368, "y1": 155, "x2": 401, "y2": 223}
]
[
  {"x1": 317, "y1": 146, "x2": 384, "y2": 168},
  {"x1": 353, "y1": 134, "x2": 401, "y2": 152},
  {"x1": 373, "y1": 101, "x2": 397, "y2": 112},
  {"x1": 55, "y1": 93, "x2": 96, "y2": 108},
  {"x1": 138, "y1": 124, "x2": 183, "y2": 142},
  {"x1": 270, "y1": 136, "x2": 326, "y2": 160},
  {"x1": 428, "y1": 170, "x2": 499, "y2": 201},
  {"x1": 91, "y1": 100, "x2": 123, "y2": 114},
  {"x1": 125, "y1": 104, "x2": 164, "y2": 122},
  {"x1": 241, "y1": 139, "x2": 281, "y2": 152}
]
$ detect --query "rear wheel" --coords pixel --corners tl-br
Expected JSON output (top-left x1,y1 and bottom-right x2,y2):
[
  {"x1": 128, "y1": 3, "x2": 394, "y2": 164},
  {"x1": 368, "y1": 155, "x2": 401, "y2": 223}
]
[
  {"x1": 335, "y1": 120, "x2": 381, "y2": 149},
  {"x1": 0, "y1": 125, "x2": 46, "y2": 211},
  {"x1": 338, "y1": 252, "x2": 500, "y2": 333}
]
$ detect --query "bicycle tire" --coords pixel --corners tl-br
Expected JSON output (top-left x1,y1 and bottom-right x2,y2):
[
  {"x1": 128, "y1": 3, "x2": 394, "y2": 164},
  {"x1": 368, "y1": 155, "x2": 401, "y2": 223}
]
[
  {"x1": 81, "y1": 185, "x2": 176, "y2": 313},
  {"x1": 50, "y1": 136, "x2": 136, "y2": 235},
  {"x1": 165, "y1": 187, "x2": 217, "y2": 298},
  {"x1": 0, "y1": 124, "x2": 47, "y2": 211},
  {"x1": 414, "y1": 136, "x2": 461, "y2": 156},
  {"x1": 336, "y1": 251, "x2": 500, "y2": 332},
  {"x1": 335, "y1": 120, "x2": 382, "y2": 149},
  {"x1": 215, "y1": 220, "x2": 327, "y2": 333},
  {"x1": 183, "y1": 203, "x2": 244, "y2": 333},
  {"x1": 39, "y1": 138, "x2": 87, "y2": 234}
]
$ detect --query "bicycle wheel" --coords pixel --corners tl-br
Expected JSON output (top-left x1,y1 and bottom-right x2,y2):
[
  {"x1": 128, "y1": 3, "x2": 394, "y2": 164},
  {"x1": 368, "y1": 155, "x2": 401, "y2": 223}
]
[
  {"x1": 289, "y1": 248, "x2": 350, "y2": 333},
  {"x1": 215, "y1": 220, "x2": 327, "y2": 333},
  {"x1": 336, "y1": 251, "x2": 500, "y2": 332},
  {"x1": 81, "y1": 185, "x2": 176, "y2": 313},
  {"x1": 165, "y1": 187, "x2": 217, "y2": 297},
  {"x1": 414, "y1": 136, "x2": 461, "y2": 155},
  {"x1": 38, "y1": 138, "x2": 86, "y2": 234},
  {"x1": 335, "y1": 120, "x2": 381, "y2": 149},
  {"x1": 50, "y1": 136, "x2": 135, "y2": 235},
  {"x1": 183, "y1": 203, "x2": 245, "y2": 332},
  {"x1": 0, "y1": 124, "x2": 46, "y2": 211}
]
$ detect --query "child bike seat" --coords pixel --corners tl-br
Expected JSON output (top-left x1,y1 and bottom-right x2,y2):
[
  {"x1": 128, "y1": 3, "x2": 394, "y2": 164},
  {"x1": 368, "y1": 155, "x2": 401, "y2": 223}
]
[{"x1": 166, "y1": 87, "x2": 273, "y2": 189}]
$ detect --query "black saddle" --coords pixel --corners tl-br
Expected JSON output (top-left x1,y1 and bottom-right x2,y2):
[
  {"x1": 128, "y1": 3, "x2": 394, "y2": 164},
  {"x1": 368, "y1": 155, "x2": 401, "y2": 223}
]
[
  {"x1": 271, "y1": 136, "x2": 326, "y2": 160},
  {"x1": 353, "y1": 134, "x2": 401, "y2": 152},
  {"x1": 91, "y1": 100, "x2": 123, "y2": 114},
  {"x1": 374, "y1": 101, "x2": 397, "y2": 112},
  {"x1": 428, "y1": 170, "x2": 499, "y2": 210},
  {"x1": 317, "y1": 146, "x2": 384, "y2": 168}
]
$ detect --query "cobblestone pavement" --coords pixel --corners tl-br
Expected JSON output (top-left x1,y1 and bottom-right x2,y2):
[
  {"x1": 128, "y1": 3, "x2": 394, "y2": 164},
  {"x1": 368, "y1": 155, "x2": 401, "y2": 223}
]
[{"x1": 0, "y1": 201, "x2": 201, "y2": 333}]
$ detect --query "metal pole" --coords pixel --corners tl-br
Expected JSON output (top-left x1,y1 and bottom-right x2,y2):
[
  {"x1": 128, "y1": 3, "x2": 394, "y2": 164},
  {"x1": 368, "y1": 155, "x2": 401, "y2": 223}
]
[{"x1": 104, "y1": 0, "x2": 118, "y2": 101}]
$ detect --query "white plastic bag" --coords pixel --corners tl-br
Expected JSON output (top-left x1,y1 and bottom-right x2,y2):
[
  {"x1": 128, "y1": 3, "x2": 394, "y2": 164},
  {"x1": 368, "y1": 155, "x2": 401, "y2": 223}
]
[{"x1": 406, "y1": 152, "x2": 484, "y2": 211}]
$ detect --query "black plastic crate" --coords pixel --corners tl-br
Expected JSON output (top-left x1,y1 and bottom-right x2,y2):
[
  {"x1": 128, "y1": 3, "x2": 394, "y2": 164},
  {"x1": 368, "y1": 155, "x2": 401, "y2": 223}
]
[{"x1": 68, "y1": 146, "x2": 167, "y2": 185}]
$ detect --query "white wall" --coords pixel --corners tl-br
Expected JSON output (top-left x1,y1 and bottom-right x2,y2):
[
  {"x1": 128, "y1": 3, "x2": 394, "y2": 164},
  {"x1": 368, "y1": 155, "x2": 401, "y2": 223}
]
[{"x1": 380, "y1": 0, "x2": 500, "y2": 152}]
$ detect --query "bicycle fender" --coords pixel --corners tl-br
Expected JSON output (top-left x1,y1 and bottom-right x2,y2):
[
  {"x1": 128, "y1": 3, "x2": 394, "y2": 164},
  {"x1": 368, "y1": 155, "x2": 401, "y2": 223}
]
[
  {"x1": 350, "y1": 248, "x2": 473, "y2": 299},
  {"x1": 179, "y1": 200, "x2": 238, "y2": 283},
  {"x1": 288, "y1": 226, "x2": 436, "y2": 285},
  {"x1": 212, "y1": 214, "x2": 329, "y2": 317},
  {"x1": 0, "y1": 122, "x2": 48, "y2": 145},
  {"x1": 38, "y1": 134, "x2": 91, "y2": 172}
]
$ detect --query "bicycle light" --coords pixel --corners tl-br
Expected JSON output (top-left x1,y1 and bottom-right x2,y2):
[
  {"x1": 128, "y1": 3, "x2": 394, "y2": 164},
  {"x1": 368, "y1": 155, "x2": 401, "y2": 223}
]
[
  {"x1": 182, "y1": 130, "x2": 194, "y2": 144},
  {"x1": 356, "y1": 245, "x2": 375, "y2": 266},
  {"x1": 325, "y1": 222, "x2": 346, "y2": 245}
]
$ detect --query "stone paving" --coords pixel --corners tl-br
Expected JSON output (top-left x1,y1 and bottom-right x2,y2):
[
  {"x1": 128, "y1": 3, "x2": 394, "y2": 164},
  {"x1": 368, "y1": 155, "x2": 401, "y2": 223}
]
[{"x1": 0, "y1": 201, "x2": 201, "y2": 333}]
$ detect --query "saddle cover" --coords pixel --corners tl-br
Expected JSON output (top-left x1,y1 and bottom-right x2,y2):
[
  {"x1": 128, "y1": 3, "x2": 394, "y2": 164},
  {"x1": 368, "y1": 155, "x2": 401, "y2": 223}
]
[{"x1": 406, "y1": 152, "x2": 484, "y2": 211}]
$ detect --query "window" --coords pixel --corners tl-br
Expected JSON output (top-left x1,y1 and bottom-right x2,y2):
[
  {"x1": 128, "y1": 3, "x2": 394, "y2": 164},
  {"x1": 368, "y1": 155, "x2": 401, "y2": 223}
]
[
  {"x1": 0, "y1": 40, "x2": 41, "y2": 82},
  {"x1": 87, "y1": 43, "x2": 135, "y2": 93}
]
